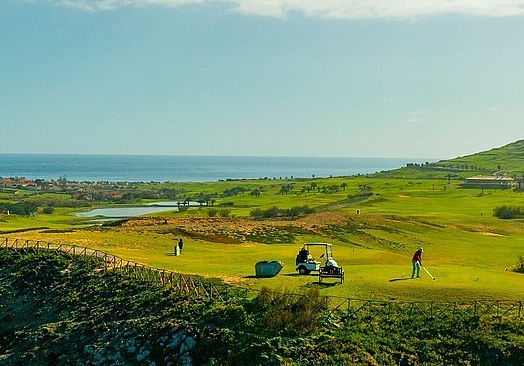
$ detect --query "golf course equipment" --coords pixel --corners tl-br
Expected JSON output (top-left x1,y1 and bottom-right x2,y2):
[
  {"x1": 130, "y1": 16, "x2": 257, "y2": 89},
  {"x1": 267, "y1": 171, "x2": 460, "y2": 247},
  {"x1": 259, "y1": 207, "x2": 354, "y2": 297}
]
[
  {"x1": 423, "y1": 266, "x2": 436, "y2": 280},
  {"x1": 294, "y1": 243, "x2": 336, "y2": 273}
]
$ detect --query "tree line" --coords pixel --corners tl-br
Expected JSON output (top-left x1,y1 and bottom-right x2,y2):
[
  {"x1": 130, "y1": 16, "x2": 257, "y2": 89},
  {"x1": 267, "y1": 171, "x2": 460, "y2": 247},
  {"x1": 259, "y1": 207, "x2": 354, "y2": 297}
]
[
  {"x1": 493, "y1": 205, "x2": 524, "y2": 219},
  {"x1": 249, "y1": 205, "x2": 314, "y2": 220},
  {"x1": 0, "y1": 201, "x2": 38, "y2": 216}
]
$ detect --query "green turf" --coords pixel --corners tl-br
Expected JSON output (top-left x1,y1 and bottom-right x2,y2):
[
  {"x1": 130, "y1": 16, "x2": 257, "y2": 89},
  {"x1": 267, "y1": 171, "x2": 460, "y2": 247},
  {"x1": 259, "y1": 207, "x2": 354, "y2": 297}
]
[{"x1": 2, "y1": 173, "x2": 524, "y2": 302}]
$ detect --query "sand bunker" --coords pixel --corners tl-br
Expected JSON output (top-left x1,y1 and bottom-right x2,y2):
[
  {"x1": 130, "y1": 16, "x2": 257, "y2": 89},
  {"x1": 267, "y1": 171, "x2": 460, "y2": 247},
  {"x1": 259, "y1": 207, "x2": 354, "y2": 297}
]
[{"x1": 478, "y1": 231, "x2": 503, "y2": 237}]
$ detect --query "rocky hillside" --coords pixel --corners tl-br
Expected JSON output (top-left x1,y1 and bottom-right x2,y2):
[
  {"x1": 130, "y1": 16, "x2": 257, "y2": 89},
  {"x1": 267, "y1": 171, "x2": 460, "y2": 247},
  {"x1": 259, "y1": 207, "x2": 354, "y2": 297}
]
[{"x1": 2, "y1": 249, "x2": 524, "y2": 365}]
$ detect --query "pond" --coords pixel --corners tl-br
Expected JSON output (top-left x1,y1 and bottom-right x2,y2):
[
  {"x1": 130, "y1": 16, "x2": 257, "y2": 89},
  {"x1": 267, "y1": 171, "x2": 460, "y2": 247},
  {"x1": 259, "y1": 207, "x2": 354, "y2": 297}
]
[{"x1": 75, "y1": 201, "x2": 201, "y2": 218}]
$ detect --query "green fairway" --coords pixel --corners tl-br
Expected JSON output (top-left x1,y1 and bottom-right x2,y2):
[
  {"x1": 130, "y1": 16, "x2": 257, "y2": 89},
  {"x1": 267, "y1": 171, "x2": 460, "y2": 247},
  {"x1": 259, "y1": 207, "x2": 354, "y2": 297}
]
[{"x1": 3, "y1": 172, "x2": 524, "y2": 302}]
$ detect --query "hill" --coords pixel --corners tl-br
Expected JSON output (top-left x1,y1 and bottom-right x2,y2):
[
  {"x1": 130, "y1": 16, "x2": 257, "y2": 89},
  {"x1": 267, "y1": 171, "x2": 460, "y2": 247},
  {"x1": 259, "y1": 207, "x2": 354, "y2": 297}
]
[
  {"x1": 374, "y1": 139, "x2": 524, "y2": 179},
  {"x1": 2, "y1": 249, "x2": 524, "y2": 365},
  {"x1": 432, "y1": 139, "x2": 524, "y2": 175}
]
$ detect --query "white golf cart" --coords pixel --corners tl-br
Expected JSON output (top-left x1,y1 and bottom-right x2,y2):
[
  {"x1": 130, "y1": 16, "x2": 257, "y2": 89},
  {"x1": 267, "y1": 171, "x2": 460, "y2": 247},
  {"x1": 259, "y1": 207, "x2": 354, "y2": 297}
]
[{"x1": 295, "y1": 243, "x2": 344, "y2": 283}]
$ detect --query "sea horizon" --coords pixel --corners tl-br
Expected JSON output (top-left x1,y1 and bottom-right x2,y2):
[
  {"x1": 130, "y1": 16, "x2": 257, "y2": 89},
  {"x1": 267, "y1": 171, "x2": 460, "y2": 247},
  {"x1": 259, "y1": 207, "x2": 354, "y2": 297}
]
[{"x1": 0, "y1": 153, "x2": 437, "y2": 183}]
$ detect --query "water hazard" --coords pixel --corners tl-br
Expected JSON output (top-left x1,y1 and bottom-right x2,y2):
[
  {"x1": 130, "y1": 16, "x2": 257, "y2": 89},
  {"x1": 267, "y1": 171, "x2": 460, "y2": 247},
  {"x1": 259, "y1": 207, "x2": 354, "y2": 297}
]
[{"x1": 75, "y1": 202, "x2": 200, "y2": 218}]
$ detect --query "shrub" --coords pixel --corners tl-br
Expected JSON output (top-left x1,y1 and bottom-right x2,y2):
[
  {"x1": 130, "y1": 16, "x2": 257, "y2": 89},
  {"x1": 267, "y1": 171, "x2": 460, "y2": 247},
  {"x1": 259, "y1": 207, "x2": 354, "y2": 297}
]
[
  {"x1": 219, "y1": 208, "x2": 231, "y2": 218},
  {"x1": 42, "y1": 206, "x2": 55, "y2": 214},
  {"x1": 256, "y1": 286, "x2": 324, "y2": 333},
  {"x1": 249, "y1": 205, "x2": 313, "y2": 220},
  {"x1": 513, "y1": 256, "x2": 524, "y2": 273},
  {"x1": 493, "y1": 205, "x2": 524, "y2": 219}
]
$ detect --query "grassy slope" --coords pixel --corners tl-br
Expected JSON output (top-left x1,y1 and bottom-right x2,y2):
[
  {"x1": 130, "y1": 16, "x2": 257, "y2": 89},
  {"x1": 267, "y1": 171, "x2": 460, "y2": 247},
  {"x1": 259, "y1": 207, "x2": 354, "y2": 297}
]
[
  {"x1": 375, "y1": 139, "x2": 524, "y2": 179},
  {"x1": 3, "y1": 250, "x2": 524, "y2": 366},
  {"x1": 435, "y1": 139, "x2": 524, "y2": 174}
]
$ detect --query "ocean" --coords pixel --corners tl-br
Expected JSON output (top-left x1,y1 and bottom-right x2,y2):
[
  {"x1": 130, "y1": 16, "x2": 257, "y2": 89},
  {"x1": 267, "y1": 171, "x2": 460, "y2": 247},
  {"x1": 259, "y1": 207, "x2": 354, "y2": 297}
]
[{"x1": 0, "y1": 154, "x2": 432, "y2": 183}]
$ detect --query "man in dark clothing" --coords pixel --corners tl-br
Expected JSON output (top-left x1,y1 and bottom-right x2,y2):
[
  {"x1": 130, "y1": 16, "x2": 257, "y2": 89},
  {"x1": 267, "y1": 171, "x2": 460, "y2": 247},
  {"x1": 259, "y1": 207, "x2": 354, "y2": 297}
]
[
  {"x1": 411, "y1": 247, "x2": 423, "y2": 278},
  {"x1": 178, "y1": 238, "x2": 184, "y2": 253}
]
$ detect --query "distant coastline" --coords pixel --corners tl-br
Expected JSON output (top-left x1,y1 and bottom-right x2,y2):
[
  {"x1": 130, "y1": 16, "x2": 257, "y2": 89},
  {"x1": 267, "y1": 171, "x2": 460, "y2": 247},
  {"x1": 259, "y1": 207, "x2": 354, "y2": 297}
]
[{"x1": 0, "y1": 154, "x2": 435, "y2": 183}]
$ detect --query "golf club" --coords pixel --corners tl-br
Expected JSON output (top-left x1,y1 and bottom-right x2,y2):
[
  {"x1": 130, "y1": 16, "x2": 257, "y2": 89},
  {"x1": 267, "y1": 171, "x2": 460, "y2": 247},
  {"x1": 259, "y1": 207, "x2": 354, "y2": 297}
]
[{"x1": 423, "y1": 266, "x2": 436, "y2": 280}]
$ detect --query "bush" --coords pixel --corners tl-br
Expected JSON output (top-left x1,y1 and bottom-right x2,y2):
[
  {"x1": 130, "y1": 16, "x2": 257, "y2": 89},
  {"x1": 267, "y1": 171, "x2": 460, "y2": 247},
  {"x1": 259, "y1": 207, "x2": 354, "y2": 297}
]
[
  {"x1": 219, "y1": 208, "x2": 231, "y2": 218},
  {"x1": 42, "y1": 206, "x2": 55, "y2": 214},
  {"x1": 250, "y1": 206, "x2": 313, "y2": 220},
  {"x1": 207, "y1": 208, "x2": 218, "y2": 217},
  {"x1": 513, "y1": 256, "x2": 524, "y2": 273},
  {"x1": 256, "y1": 286, "x2": 324, "y2": 333},
  {"x1": 493, "y1": 205, "x2": 524, "y2": 219}
]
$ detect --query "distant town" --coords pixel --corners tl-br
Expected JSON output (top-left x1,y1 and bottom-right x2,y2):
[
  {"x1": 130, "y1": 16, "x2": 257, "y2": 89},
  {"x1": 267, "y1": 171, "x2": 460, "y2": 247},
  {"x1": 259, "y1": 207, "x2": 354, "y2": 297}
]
[
  {"x1": 0, "y1": 176, "x2": 168, "y2": 204},
  {"x1": 0, "y1": 176, "x2": 158, "y2": 192}
]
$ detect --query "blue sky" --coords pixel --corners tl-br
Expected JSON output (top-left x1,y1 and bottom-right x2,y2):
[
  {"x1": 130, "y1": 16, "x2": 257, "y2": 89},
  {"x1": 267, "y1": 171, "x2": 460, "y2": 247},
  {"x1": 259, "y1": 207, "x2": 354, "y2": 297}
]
[{"x1": 1, "y1": 0, "x2": 524, "y2": 159}]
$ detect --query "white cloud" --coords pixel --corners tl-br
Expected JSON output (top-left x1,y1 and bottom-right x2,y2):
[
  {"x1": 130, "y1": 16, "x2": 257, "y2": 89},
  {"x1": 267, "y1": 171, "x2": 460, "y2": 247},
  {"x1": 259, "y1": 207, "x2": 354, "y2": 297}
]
[
  {"x1": 409, "y1": 109, "x2": 431, "y2": 116},
  {"x1": 34, "y1": 0, "x2": 524, "y2": 18},
  {"x1": 49, "y1": 0, "x2": 203, "y2": 11},
  {"x1": 405, "y1": 118, "x2": 421, "y2": 123},
  {"x1": 404, "y1": 109, "x2": 431, "y2": 123}
]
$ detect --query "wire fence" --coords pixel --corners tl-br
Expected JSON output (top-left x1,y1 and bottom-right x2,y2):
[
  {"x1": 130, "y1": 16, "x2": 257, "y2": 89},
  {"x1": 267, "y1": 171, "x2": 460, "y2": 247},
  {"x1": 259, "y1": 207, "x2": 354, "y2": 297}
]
[{"x1": 1, "y1": 237, "x2": 522, "y2": 323}]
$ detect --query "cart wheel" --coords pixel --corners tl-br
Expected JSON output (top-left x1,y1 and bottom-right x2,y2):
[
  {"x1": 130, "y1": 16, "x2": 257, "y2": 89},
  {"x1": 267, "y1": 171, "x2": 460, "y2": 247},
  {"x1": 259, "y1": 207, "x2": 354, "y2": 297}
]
[{"x1": 298, "y1": 267, "x2": 309, "y2": 275}]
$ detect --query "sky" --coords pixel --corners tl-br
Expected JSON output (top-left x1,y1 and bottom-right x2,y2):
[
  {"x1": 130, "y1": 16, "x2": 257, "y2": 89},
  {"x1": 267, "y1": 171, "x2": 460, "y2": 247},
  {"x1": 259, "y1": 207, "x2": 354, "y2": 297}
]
[{"x1": 1, "y1": 0, "x2": 524, "y2": 159}]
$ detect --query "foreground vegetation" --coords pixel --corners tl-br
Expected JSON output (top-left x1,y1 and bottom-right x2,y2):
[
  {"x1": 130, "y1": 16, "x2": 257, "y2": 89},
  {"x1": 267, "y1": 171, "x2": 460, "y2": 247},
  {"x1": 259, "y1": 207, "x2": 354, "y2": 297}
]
[{"x1": 2, "y1": 249, "x2": 524, "y2": 366}]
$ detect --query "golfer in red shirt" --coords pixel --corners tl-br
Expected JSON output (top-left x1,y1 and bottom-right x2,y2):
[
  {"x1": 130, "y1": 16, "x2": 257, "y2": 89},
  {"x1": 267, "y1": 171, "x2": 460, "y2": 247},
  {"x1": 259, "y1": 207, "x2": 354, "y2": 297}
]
[{"x1": 411, "y1": 247, "x2": 423, "y2": 278}]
